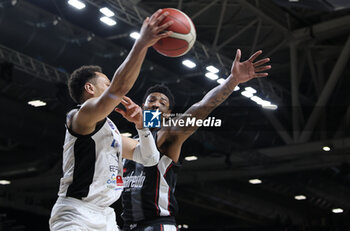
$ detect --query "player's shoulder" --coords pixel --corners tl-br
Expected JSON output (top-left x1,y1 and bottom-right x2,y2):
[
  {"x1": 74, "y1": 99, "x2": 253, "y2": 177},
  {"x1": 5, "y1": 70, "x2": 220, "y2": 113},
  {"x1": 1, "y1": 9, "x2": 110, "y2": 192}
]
[{"x1": 66, "y1": 108, "x2": 79, "y2": 127}]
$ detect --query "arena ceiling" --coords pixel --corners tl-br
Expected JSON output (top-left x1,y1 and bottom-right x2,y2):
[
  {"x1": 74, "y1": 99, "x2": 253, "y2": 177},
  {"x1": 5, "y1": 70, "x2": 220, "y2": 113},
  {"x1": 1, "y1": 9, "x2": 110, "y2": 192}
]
[{"x1": 0, "y1": 0, "x2": 350, "y2": 230}]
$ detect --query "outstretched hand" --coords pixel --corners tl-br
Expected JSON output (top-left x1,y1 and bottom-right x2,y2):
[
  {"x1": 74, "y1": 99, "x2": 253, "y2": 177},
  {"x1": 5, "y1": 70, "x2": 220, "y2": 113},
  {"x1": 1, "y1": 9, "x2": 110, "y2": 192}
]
[
  {"x1": 137, "y1": 9, "x2": 174, "y2": 48},
  {"x1": 115, "y1": 96, "x2": 143, "y2": 129},
  {"x1": 231, "y1": 49, "x2": 271, "y2": 84}
]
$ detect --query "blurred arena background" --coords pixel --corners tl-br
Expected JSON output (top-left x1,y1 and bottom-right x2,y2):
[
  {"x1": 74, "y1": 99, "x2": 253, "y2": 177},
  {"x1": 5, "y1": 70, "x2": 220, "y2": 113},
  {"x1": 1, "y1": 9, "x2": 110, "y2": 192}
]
[{"x1": 0, "y1": 0, "x2": 350, "y2": 230}]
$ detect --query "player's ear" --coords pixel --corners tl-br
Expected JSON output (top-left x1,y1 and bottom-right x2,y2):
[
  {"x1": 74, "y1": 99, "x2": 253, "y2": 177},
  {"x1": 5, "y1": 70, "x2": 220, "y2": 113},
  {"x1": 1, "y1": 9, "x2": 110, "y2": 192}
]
[{"x1": 84, "y1": 82, "x2": 95, "y2": 95}]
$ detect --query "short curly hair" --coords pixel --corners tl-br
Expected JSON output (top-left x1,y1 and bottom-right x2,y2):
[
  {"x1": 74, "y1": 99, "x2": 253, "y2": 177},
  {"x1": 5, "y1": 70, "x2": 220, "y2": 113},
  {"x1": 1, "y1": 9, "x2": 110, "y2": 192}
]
[
  {"x1": 142, "y1": 84, "x2": 175, "y2": 110},
  {"x1": 68, "y1": 65, "x2": 102, "y2": 104}
]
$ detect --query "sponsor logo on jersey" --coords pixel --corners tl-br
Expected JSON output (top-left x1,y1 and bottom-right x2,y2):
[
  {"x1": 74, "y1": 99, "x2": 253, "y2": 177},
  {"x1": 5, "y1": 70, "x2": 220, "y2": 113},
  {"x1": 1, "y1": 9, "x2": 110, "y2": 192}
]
[
  {"x1": 123, "y1": 171, "x2": 146, "y2": 188},
  {"x1": 111, "y1": 139, "x2": 120, "y2": 148},
  {"x1": 107, "y1": 120, "x2": 120, "y2": 134},
  {"x1": 109, "y1": 165, "x2": 118, "y2": 172},
  {"x1": 107, "y1": 120, "x2": 116, "y2": 130},
  {"x1": 107, "y1": 173, "x2": 124, "y2": 190}
]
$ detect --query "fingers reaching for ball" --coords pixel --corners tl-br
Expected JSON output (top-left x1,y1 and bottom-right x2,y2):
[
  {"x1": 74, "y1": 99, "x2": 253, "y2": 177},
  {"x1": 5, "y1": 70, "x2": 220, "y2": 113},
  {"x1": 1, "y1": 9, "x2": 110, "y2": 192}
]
[{"x1": 138, "y1": 9, "x2": 174, "y2": 47}]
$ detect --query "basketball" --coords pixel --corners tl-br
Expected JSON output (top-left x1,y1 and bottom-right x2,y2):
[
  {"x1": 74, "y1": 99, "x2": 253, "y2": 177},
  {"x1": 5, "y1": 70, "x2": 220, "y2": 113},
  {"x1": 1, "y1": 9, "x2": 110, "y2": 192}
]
[{"x1": 153, "y1": 8, "x2": 196, "y2": 57}]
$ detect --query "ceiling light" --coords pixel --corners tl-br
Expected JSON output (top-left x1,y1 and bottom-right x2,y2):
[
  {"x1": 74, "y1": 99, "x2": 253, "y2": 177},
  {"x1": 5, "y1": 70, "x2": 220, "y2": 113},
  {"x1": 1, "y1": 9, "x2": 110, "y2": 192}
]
[
  {"x1": 258, "y1": 100, "x2": 270, "y2": 106},
  {"x1": 99, "y1": 7, "x2": 115, "y2": 17},
  {"x1": 52, "y1": 17, "x2": 62, "y2": 26},
  {"x1": 250, "y1": 96, "x2": 263, "y2": 104},
  {"x1": 289, "y1": 0, "x2": 299, "y2": 2},
  {"x1": 206, "y1": 65, "x2": 219, "y2": 73},
  {"x1": 182, "y1": 59, "x2": 196, "y2": 69},
  {"x1": 249, "y1": 179, "x2": 262, "y2": 184},
  {"x1": 130, "y1": 32, "x2": 140, "y2": 40},
  {"x1": 241, "y1": 91, "x2": 253, "y2": 98},
  {"x1": 121, "y1": 132, "x2": 132, "y2": 137},
  {"x1": 262, "y1": 104, "x2": 278, "y2": 110},
  {"x1": 87, "y1": 33, "x2": 95, "y2": 42},
  {"x1": 322, "y1": 146, "x2": 331, "y2": 152},
  {"x1": 100, "y1": 16, "x2": 116, "y2": 26},
  {"x1": 68, "y1": 0, "x2": 86, "y2": 10},
  {"x1": 185, "y1": 156, "x2": 198, "y2": 161},
  {"x1": 0, "y1": 180, "x2": 11, "y2": 185},
  {"x1": 205, "y1": 72, "x2": 219, "y2": 80},
  {"x1": 332, "y1": 208, "x2": 343, "y2": 214},
  {"x1": 245, "y1": 87, "x2": 257, "y2": 94},
  {"x1": 234, "y1": 86, "x2": 240, "y2": 91},
  {"x1": 217, "y1": 78, "x2": 225, "y2": 84},
  {"x1": 11, "y1": 0, "x2": 18, "y2": 6},
  {"x1": 183, "y1": 224, "x2": 189, "y2": 229},
  {"x1": 28, "y1": 100, "x2": 46, "y2": 107},
  {"x1": 294, "y1": 195, "x2": 306, "y2": 200}
]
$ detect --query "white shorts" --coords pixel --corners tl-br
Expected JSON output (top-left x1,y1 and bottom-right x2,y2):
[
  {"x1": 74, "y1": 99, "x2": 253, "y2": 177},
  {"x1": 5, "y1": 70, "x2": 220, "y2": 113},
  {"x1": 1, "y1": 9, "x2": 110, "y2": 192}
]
[{"x1": 49, "y1": 197, "x2": 119, "y2": 231}]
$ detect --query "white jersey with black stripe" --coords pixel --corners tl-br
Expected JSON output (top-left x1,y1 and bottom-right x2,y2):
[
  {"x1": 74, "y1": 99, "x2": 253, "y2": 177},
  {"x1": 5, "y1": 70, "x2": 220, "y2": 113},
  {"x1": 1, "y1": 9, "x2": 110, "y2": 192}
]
[{"x1": 57, "y1": 117, "x2": 123, "y2": 208}]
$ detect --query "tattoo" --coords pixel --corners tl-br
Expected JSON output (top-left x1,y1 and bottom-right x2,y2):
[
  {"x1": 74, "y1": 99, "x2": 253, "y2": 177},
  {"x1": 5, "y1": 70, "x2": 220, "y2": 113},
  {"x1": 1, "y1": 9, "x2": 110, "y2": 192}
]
[
  {"x1": 174, "y1": 80, "x2": 236, "y2": 134},
  {"x1": 208, "y1": 84, "x2": 232, "y2": 107}
]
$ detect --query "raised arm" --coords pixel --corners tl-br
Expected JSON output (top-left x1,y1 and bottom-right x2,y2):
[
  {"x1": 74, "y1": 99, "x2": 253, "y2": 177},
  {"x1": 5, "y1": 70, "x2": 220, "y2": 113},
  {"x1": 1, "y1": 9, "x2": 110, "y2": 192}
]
[
  {"x1": 73, "y1": 10, "x2": 173, "y2": 134},
  {"x1": 168, "y1": 49, "x2": 271, "y2": 142}
]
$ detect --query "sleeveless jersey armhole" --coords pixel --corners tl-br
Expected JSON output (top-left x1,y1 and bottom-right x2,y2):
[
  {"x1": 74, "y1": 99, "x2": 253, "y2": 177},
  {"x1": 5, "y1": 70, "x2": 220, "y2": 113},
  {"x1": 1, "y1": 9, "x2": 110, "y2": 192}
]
[{"x1": 65, "y1": 107, "x2": 107, "y2": 138}]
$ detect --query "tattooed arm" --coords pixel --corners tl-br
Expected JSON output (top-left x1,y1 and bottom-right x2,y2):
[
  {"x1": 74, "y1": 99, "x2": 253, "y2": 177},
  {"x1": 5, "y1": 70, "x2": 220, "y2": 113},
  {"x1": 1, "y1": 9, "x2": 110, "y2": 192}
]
[
  {"x1": 159, "y1": 49, "x2": 271, "y2": 162},
  {"x1": 174, "y1": 73, "x2": 239, "y2": 134}
]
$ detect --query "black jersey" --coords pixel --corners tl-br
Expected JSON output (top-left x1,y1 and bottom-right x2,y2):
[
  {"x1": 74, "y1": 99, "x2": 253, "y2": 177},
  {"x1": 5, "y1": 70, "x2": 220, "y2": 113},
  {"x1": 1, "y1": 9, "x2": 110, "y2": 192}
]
[{"x1": 121, "y1": 132, "x2": 181, "y2": 225}]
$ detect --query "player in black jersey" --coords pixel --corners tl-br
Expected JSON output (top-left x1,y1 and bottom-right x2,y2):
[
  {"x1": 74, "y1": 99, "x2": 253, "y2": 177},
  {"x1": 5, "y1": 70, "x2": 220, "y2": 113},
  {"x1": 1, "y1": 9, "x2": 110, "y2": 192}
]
[{"x1": 118, "y1": 49, "x2": 271, "y2": 231}]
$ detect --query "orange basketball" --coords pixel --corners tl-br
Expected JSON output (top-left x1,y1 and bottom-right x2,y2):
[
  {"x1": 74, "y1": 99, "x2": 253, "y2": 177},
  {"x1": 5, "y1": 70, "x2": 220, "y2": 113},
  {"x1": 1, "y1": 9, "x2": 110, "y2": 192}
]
[{"x1": 153, "y1": 8, "x2": 196, "y2": 57}]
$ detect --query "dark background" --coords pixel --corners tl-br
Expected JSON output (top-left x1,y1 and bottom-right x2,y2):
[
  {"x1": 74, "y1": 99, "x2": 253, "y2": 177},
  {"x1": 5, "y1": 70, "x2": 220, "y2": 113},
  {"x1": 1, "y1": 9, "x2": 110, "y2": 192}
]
[{"x1": 0, "y1": 0, "x2": 350, "y2": 230}]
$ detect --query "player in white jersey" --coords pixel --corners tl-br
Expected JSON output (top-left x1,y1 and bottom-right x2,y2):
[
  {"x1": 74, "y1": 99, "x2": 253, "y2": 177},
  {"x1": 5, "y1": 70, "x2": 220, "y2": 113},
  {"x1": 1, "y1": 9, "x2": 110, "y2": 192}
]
[{"x1": 49, "y1": 9, "x2": 175, "y2": 231}]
